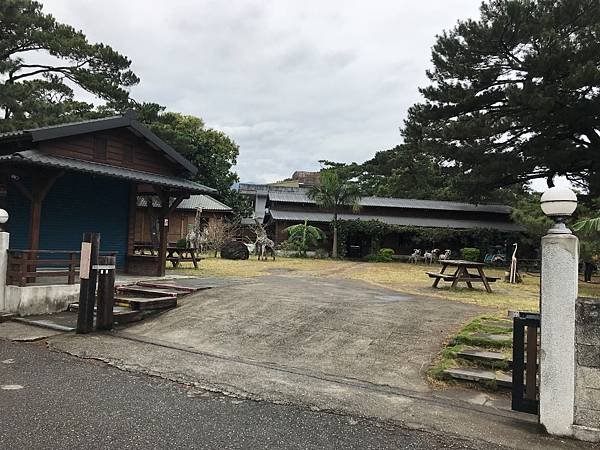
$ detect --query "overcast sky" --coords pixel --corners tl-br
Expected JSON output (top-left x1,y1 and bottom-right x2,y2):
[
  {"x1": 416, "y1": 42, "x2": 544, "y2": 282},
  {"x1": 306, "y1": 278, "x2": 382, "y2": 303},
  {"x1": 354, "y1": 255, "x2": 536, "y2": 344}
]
[{"x1": 42, "y1": 0, "x2": 482, "y2": 183}]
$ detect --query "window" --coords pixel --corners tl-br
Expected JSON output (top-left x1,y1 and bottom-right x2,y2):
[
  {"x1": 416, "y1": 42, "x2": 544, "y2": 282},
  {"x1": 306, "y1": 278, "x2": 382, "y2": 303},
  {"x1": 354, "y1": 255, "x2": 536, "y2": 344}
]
[{"x1": 94, "y1": 136, "x2": 107, "y2": 160}]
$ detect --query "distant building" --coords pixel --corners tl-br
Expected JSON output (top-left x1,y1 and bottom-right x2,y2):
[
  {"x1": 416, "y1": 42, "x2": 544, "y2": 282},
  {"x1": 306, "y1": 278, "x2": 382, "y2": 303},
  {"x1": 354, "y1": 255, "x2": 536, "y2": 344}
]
[
  {"x1": 136, "y1": 194, "x2": 232, "y2": 245},
  {"x1": 264, "y1": 189, "x2": 523, "y2": 257}
]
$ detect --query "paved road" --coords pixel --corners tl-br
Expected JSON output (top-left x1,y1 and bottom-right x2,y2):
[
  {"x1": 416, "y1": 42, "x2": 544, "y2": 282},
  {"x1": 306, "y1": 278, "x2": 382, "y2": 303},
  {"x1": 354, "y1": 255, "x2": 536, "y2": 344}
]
[{"x1": 0, "y1": 341, "x2": 489, "y2": 449}]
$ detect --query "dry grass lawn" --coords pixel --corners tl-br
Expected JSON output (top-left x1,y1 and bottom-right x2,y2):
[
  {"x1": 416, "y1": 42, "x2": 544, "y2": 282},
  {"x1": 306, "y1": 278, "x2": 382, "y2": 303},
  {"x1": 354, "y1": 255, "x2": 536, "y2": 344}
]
[{"x1": 172, "y1": 257, "x2": 600, "y2": 313}]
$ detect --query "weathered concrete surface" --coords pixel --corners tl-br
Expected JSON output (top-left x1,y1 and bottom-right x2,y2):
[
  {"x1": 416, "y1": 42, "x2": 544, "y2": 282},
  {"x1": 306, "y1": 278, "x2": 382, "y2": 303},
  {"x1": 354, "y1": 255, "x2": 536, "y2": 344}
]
[
  {"x1": 0, "y1": 321, "x2": 65, "y2": 341},
  {"x1": 4, "y1": 284, "x2": 79, "y2": 316},
  {"x1": 45, "y1": 274, "x2": 582, "y2": 448},
  {"x1": 111, "y1": 276, "x2": 484, "y2": 392},
  {"x1": 0, "y1": 340, "x2": 505, "y2": 449}
]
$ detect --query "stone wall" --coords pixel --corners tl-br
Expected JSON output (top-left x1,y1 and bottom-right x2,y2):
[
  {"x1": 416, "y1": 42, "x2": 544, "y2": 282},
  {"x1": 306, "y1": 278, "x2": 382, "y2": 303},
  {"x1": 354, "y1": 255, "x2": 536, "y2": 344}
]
[{"x1": 575, "y1": 297, "x2": 600, "y2": 431}]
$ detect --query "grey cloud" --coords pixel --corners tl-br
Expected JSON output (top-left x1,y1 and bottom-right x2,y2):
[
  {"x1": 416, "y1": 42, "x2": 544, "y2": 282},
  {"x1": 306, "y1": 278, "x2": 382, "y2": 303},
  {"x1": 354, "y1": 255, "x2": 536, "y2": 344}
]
[{"x1": 41, "y1": 0, "x2": 480, "y2": 183}]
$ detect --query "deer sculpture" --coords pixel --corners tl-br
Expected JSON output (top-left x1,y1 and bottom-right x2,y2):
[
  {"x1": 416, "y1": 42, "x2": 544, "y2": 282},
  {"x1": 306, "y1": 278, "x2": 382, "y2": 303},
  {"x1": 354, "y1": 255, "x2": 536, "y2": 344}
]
[
  {"x1": 424, "y1": 249, "x2": 440, "y2": 265},
  {"x1": 438, "y1": 249, "x2": 452, "y2": 262},
  {"x1": 253, "y1": 218, "x2": 275, "y2": 261},
  {"x1": 408, "y1": 249, "x2": 423, "y2": 264}
]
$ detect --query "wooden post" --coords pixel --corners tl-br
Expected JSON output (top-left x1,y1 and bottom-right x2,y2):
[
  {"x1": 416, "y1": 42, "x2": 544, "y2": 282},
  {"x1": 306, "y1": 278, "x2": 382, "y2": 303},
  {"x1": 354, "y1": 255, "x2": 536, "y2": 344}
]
[
  {"x1": 76, "y1": 232, "x2": 100, "y2": 334},
  {"x1": 96, "y1": 255, "x2": 116, "y2": 331},
  {"x1": 68, "y1": 251, "x2": 77, "y2": 285}
]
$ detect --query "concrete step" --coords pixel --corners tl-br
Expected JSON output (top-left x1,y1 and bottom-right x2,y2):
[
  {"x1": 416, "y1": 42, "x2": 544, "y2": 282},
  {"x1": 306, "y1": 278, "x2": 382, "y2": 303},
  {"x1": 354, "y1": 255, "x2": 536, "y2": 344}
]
[
  {"x1": 115, "y1": 285, "x2": 180, "y2": 298},
  {"x1": 444, "y1": 367, "x2": 513, "y2": 388},
  {"x1": 456, "y1": 349, "x2": 510, "y2": 365},
  {"x1": 480, "y1": 319, "x2": 513, "y2": 330},
  {"x1": 472, "y1": 333, "x2": 513, "y2": 344},
  {"x1": 113, "y1": 296, "x2": 177, "y2": 311}
]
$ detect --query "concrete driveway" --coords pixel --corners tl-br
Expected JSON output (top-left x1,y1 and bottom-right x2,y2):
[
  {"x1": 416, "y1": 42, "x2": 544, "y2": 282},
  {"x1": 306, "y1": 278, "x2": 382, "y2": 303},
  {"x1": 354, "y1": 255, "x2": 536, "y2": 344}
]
[
  {"x1": 114, "y1": 275, "x2": 483, "y2": 392},
  {"x1": 48, "y1": 274, "x2": 573, "y2": 448}
]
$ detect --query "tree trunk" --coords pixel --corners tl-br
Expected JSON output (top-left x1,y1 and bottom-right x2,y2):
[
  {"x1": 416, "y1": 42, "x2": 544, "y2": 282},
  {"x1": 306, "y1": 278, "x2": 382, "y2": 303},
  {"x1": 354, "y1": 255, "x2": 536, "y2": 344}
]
[{"x1": 332, "y1": 212, "x2": 338, "y2": 258}]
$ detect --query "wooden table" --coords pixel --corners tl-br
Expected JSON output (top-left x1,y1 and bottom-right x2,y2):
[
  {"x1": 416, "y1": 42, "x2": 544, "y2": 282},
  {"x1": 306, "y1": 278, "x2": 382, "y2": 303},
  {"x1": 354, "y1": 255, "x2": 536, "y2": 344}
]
[
  {"x1": 166, "y1": 247, "x2": 199, "y2": 269},
  {"x1": 426, "y1": 260, "x2": 499, "y2": 293}
]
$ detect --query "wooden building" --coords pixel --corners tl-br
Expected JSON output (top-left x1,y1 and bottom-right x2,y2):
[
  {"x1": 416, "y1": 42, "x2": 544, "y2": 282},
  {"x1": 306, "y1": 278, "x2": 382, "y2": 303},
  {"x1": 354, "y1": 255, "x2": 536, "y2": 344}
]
[
  {"x1": 0, "y1": 111, "x2": 215, "y2": 277},
  {"x1": 264, "y1": 189, "x2": 524, "y2": 256},
  {"x1": 135, "y1": 194, "x2": 232, "y2": 245}
]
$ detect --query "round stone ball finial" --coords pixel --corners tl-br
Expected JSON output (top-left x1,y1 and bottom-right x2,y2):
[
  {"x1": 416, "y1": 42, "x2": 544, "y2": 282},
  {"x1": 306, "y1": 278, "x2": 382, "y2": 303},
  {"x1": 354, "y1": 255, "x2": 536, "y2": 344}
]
[{"x1": 540, "y1": 186, "x2": 577, "y2": 234}]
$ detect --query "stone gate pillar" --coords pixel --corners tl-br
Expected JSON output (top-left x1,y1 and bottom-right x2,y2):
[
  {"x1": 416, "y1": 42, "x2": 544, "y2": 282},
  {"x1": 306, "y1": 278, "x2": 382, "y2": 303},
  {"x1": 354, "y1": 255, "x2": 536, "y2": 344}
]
[{"x1": 539, "y1": 232, "x2": 578, "y2": 435}]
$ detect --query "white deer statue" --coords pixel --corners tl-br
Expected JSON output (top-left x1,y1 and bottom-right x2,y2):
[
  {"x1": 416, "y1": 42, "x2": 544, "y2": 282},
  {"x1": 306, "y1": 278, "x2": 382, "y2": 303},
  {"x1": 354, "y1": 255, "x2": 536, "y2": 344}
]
[
  {"x1": 408, "y1": 249, "x2": 423, "y2": 264},
  {"x1": 424, "y1": 249, "x2": 440, "y2": 265},
  {"x1": 438, "y1": 249, "x2": 452, "y2": 262}
]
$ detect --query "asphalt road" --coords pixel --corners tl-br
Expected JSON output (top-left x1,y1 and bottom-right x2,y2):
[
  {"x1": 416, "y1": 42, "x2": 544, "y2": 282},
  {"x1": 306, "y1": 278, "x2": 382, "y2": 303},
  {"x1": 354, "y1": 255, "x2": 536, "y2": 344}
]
[{"x1": 0, "y1": 340, "x2": 493, "y2": 450}]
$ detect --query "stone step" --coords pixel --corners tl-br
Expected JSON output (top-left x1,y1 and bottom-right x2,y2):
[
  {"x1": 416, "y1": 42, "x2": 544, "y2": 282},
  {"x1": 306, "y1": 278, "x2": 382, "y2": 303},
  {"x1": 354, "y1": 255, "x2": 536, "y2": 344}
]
[
  {"x1": 113, "y1": 295, "x2": 177, "y2": 311},
  {"x1": 472, "y1": 333, "x2": 513, "y2": 344},
  {"x1": 456, "y1": 349, "x2": 510, "y2": 365},
  {"x1": 480, "y1": 319, "x2": 513, "y2": 330},
  {"x1": 115, "y1": 285, "x2": 180, "y2": 297},
  {"x1": 444, "y1": 367, "x2": 513, "y2": 388}
]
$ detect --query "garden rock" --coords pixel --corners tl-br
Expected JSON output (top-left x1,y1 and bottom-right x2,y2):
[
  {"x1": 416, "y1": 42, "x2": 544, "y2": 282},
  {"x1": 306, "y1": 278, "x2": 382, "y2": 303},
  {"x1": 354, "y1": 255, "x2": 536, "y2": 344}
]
[{"x1": 220, "y1": 240, "x2": 250, "y2": 260}]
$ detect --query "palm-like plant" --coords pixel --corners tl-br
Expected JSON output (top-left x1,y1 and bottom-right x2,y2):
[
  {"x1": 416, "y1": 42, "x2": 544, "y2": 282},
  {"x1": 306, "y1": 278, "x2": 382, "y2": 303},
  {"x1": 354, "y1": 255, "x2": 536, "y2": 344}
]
[
  {"x1": 573, "y1": 217, "x2": 600, "y2": 233},
  {"x1": 284, "y1": 219, "x2": 324, "y2": 256},
  {"x1": 307, "y1": 170, "x2": 361, "y2": 258}
]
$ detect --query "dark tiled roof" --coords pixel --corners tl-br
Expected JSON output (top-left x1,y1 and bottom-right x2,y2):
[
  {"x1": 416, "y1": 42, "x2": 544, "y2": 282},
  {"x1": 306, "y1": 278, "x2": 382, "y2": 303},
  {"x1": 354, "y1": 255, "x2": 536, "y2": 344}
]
[
  {"x1": 0, "y1": 112, "x2": 198, "y2": 175},
  {"x1": 268, "y1": 209, "x2": 524, "y2": 232},
  {"x1": 138, "y1": 194, "x2": 232, "y2": 211},
  {"x1": 267, "y1": 190, "x2": 512, "y2": 214},
  {"x1": 0, "y1": 150, "x2": 215, "y2": 194}
]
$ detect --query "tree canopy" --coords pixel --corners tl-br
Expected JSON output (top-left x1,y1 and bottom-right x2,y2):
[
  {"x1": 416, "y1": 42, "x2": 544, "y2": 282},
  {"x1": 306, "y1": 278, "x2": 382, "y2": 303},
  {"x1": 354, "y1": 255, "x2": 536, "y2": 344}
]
[
  {"x1": 402, "y1": 0, "x2": 600, "y2": 201},
  {"x1": 136, "y1": 104, "x2": 251, "y2": 217},
  {"x1": 0, "y1": 0, "x2": 138, "y2": 131}
]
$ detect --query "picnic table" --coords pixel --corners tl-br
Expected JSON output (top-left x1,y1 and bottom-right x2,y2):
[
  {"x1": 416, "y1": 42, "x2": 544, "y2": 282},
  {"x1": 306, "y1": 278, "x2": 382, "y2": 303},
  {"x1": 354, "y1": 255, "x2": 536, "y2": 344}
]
[
  {"x1": 166, "y1": 246, "x2": 200, "y2": 269},
  {"x1": 426, "y1": 259, "x2": 500, "y2": 293}
]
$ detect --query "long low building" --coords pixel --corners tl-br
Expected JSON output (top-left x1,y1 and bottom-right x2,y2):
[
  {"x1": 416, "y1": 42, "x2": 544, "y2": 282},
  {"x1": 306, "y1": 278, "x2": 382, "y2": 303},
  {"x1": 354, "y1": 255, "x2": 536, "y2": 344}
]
[{"x1": 264, "y1": 189, "x2": 524, "y2": 255}]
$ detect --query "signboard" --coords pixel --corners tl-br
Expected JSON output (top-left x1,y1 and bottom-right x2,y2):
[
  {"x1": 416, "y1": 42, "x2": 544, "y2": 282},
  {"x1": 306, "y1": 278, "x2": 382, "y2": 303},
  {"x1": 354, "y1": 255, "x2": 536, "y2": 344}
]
[
  {"x1": 80, "y1": 242, "x2": 92, "y2": 279},
  {"x1": 164, "y1": 218, "x2": 169, "y2": 227}
]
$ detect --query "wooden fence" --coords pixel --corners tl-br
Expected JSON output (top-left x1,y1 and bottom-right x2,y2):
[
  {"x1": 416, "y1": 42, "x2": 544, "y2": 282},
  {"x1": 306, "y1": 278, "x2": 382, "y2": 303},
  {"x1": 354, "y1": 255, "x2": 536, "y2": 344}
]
[{"x1": 7, "y1": 250, "x2": 116, "y2": 287}]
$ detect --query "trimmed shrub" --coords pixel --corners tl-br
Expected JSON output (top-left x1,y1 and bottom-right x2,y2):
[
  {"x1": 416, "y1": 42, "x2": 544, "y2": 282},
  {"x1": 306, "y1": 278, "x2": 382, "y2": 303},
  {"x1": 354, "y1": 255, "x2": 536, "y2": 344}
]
[
  {"x1": 460, "y1": 247, "x2": 481, "y2": 262},
  {"x1": 365, "y1": 247, "x2": 395, "y2": 262}
]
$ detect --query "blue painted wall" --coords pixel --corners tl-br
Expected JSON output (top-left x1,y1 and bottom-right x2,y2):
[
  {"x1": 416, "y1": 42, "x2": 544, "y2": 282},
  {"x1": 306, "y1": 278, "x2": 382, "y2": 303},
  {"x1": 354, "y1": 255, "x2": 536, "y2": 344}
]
[{"x1": 7, "y1": 173, "x2": 129, "y2": 267}]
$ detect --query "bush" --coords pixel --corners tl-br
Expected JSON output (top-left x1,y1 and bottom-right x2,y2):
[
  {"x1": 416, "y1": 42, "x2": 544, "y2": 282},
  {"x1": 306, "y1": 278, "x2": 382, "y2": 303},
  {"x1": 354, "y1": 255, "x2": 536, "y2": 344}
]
[
  {"x1": 460, "y1": 247, "x2": 481, "y2": 262},
  {"x1": 176, "y1": 238, "x2": 188, "y2": 249},
  {"x1": 364, "y1": 248, "x2": 395, "y2": 262}
]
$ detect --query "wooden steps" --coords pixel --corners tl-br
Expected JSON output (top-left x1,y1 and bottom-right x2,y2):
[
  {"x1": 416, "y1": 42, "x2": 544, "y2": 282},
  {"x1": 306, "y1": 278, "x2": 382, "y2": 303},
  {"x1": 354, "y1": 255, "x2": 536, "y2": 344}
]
[
  {"x1": 135, "y1": 281, "x2": 203, "y2": 293},
  {"x1": 115, "y1": 285, "x2": 181, "y2": 297},
  {"x1": 113, "y1": 296, "x2": 177, "y2": 311}
]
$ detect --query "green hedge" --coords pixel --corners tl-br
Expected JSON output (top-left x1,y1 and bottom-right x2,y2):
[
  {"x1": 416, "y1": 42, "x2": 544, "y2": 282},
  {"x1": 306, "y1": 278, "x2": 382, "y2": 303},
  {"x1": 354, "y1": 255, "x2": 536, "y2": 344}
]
[{"x1": 334, "y1": 219, "x2": 524, "y2": 258}]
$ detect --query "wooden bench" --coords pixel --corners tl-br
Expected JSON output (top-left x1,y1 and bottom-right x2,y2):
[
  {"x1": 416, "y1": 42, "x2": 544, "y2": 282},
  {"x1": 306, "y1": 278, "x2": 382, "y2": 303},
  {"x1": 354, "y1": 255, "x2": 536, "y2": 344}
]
[{"x1": 427, "y1": 272, "x2": 500, "y2": 283}]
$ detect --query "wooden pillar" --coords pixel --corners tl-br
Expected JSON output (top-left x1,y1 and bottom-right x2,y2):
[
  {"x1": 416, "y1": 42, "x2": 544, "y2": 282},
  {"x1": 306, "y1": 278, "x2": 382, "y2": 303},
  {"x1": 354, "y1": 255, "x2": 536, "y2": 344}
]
[
  {"x1": 125, "y1": 184, "x2": 137, "y2": 272},
  {"x1": 12, "y1": 171, "x2": 62, "y2": 280},
  {"x1": 155, "y1": 189, "x2": 188, "y2": 277}
]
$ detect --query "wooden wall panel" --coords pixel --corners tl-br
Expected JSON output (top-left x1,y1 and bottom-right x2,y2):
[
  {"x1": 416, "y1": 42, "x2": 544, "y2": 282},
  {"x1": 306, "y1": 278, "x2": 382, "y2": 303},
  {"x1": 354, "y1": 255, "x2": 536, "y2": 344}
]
[{"x1": 39, "y1": 128, "x2": 182, "y2": 176}]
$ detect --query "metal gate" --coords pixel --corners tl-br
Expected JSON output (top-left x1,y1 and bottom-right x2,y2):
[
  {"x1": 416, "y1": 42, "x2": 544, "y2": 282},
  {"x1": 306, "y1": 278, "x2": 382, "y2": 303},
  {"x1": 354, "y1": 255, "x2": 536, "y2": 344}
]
[{"x1": 511, "y1": 312, "x2": 541, "y2": 414}]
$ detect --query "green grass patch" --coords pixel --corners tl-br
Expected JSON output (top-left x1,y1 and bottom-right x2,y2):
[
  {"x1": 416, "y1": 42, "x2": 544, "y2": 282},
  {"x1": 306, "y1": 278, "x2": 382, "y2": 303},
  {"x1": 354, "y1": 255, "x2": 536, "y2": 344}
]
[{"x1": 429, "y1": 314, "x2": 513, "y2": 382}]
